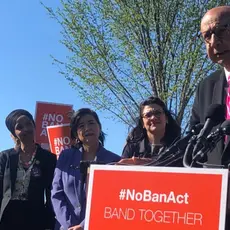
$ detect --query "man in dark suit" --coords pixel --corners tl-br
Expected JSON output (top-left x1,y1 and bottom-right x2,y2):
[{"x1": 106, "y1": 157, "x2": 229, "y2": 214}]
[
  {"x1": 191, "y1": 7, "x2": 230, "y2": 229},
  {"x1": 191, "y1": 6, "x2": 230, "y2": 166}
]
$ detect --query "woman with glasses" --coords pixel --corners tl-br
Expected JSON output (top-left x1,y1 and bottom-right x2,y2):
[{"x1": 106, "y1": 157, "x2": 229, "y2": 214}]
[{"x1": 121, "y1": 97, "x2": 181, "y2": 162}]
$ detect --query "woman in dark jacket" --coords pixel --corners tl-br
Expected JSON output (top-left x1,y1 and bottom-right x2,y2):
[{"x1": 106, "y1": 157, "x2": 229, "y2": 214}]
[
  {"x1": 121, "y1": 96, "x2": 181, "y2": 164},
  {"x1": 0, "y1": 109, "x2": 56, "y2": 230}
]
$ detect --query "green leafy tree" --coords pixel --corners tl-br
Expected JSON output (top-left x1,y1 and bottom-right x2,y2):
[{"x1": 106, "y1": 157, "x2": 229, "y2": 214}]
[{"x1": 43, "y1": 0, "x2": 228, "y2": 130}]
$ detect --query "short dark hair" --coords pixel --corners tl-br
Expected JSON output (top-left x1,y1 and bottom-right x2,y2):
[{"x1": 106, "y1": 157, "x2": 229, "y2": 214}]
[
  {"x1": 70, "y1": 108, "x2": 105, "y2": 147},
  {"x1": 127, "y1": 96, "x2": 181, "y2": 146}
]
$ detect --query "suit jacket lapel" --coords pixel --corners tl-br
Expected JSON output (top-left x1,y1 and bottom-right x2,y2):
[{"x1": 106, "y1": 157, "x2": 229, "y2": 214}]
[
  {"x1": 27, "y1": 145, "x2": 44, "y2": 198},
  {"x1": 212, "y1": 69, "x2": 226, "y2": 105},
  {"x1": 73, "y1": 148, "x2": 82, "y2": 202},
  {"x1": 9, "y1": 149, "x2": 19, "y2": 193}
]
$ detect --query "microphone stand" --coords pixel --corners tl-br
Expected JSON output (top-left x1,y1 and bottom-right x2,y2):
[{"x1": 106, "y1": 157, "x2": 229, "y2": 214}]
[
  {"x1": 79, "y1": 160, "x2": 105, "y2": 221},
  {"x1": 183, "y1": 135, "x2": 198, "y2": 168},
  {"x1": 80, "y1": 161, "x2": 91, "y2": 198},
  {"x1": 79, "y1": 161, "x2": 90, "y2": 221},
  {"x1": 80, "y1": 160, "x2": 105, "y2": 190},
  {"x1": 190, "y1": 134, "x2": 221, "y2": 167},
  {"x1": 153, "y1": 152, "x2": 183, "y2": 166}
]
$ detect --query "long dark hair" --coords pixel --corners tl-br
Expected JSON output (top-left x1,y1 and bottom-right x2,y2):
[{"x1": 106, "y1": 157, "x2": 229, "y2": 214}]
[
  {"x1": 70, "y1": 108, "x2": 105, "y2": 148},
  {"x1": 127, "y1": 96, "x2": 181, "y2": 146}
]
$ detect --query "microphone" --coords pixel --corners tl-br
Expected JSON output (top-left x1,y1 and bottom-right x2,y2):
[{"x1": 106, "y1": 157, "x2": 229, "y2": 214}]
[
  {"x1": 79, "y1": 160, "x2": 105, "y2": 203},
  {"x1": 192, "y1": 104, "x2": 225, "y2": 156},
  {"x1": 192, "y1": 120, "x2": 230, "y2": 163},
  {"x1": 207, "y1": 120, "x2": 230, "y2": 139},
  {"x1": 80, "y1": 160, "x2": 105, "y2": 174},
  {"x1": 157, "y1": 123, "x2": 203, "y2": 162}
]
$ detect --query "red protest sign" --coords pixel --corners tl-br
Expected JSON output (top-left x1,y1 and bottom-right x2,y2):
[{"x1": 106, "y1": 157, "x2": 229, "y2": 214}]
[
  {"x1": 47, "y1": 124, "x2": 71, "y2": 158},
  {"x1": 35, "y1": 101, "x2": 73, "y2": 150},
  {"x1": 85, "y1": 165, "x2": 228, "y2": 230}
]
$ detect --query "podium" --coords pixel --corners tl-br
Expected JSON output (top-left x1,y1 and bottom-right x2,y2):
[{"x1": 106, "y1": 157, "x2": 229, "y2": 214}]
[{"x1": 84, "y1": 165, "x2": 228, "y2": 230}]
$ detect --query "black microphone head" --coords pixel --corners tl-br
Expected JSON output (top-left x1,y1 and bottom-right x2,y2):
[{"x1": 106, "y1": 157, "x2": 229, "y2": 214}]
[
  {"x1": 221, "y1": 120, "x2": 230, "y2": 135},
  {"x1": 192, "y1": 105, "x2": 225, "y2": 156},
  {"x1": 191, "y1": 123, "x2": 204, "y2": 134},
  {"x1": 205, "y1": 104, "x2": 225, "y2": 125}
]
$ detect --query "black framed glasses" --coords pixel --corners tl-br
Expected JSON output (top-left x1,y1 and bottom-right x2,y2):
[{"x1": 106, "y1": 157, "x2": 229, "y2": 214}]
[{"x1": 199, "y1": 24, "x2": 230, "y2": 44}]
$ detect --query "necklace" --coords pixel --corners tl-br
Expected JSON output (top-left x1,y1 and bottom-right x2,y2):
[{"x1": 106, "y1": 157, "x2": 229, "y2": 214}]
[{"x1": 19, "y1": 146, "x2": 37, "y2": 168}]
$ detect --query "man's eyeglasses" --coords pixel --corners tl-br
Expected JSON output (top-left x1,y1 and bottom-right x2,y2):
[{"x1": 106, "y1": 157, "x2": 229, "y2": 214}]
[
  {"x1": 200, "y1": 24, "x2": 230, "y2": 44},
  {"x1": 142, "y1": 110, "x2": 164, "y2": 119}
]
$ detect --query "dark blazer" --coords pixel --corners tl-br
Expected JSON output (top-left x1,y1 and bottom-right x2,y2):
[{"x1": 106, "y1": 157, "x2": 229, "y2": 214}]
[
  {"x1": 51, "y1": 146, "x2": 121, "y2": 230},
  {"x1": 190, "y1": 69, "x2": 229, "y2": 165},
  {"x1": 0, "y1": 144, "x2": 57, "y2": 229},
  {"x1": 122, "y1": 138, "x2": 183, "y2": 167},
  {"x1": 122, "y1": 138, "x2": 165, "y2": 159}
]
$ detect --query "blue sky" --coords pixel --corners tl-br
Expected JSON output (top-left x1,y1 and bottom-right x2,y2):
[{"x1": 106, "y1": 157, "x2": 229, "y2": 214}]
[{"x1": 0, "y1": 0, "x2": 128, "y2": 155}]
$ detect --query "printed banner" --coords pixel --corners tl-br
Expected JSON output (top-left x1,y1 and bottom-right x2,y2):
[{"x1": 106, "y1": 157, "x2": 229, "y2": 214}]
[
  {"x1": 47, "y1": 124, "x2": 71, "y2": 157},
  {"x1": 85, "y1": 165, "x2": 228, "y2": 230},
  {"x1": 35, "y1": 101, "x2": 73, "y2": 150}
]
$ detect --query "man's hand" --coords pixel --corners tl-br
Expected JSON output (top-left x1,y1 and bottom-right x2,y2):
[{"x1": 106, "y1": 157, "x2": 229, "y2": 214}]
[{"x1": 68, "y1": 225, "x2": 83, "y2": 230}]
